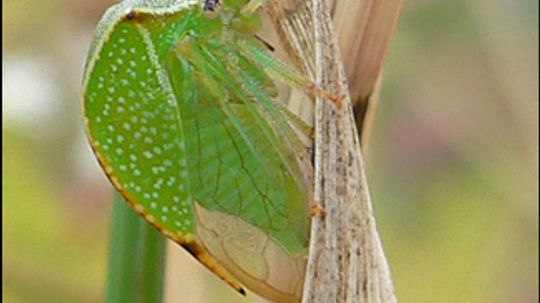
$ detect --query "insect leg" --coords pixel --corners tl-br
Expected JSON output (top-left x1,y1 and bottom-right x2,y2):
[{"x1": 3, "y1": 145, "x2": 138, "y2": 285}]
[
  {"x1": 232, "y1": 53, "x2": 313, "y2": 142},
  {"x1": 236, "y1": 39, "x2": 344, "y2": 107},
  {"x1": 241, "y1": 0, "x2": 266, "y2": 15}
]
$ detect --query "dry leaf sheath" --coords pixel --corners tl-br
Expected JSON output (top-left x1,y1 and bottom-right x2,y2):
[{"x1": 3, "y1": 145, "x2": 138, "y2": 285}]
[
  {"x1": 328, "y1": 0, "x2": 402, "y2": 148},
  {"x1": 265, "y1": 0, "x2": 398, "y2": 302}
]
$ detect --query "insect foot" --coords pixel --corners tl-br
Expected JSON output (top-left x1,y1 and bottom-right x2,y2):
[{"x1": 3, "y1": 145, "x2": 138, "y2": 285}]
[
  {"x1": 305, "y1": 82, "x2": 344, "y2": 108},
  {"x1": 309, "y1": 198, "x2": 325, "y2": 217}
]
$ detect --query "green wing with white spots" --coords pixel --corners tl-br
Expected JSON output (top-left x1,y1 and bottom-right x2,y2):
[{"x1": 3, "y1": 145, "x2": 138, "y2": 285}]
[
  {"x1": 83, "y1": 1, "x2": 311, "y2": 302},
  {"x1": 83, "y1": 1, "x2": 197, "y2": 237}
]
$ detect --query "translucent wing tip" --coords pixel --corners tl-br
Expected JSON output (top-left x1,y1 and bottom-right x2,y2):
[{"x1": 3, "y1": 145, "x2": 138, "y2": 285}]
[{"x1": 181, "y1": 239, "x2": 247, "y2": 296}]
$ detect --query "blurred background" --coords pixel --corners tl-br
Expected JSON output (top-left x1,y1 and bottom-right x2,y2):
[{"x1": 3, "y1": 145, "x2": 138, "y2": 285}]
[{"x1": 3, "y1": 0, "x2": 538, "y2": 302}]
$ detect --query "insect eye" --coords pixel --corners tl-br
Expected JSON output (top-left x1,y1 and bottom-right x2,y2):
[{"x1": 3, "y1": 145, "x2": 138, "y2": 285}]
[
  {"x1": 126, "y1": 11, "x2": 136, "y2": 20},
  {"x1": 203, "y1": 0, "x2": 221, "y2": 13}
]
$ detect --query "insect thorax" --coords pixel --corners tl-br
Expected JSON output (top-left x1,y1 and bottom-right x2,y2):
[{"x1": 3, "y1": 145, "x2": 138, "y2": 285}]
[{"x1": 201, "y1": 0, "x2": 262, "y2": 35}]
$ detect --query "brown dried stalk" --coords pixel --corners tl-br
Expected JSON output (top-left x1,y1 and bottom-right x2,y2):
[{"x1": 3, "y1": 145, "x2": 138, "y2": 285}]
[
  {"x1": 264, "y1": 0, "x2": 399, "y2": 302},
  {"x1": 327, "y1": 0, "x2": 402, "y2": 148}
]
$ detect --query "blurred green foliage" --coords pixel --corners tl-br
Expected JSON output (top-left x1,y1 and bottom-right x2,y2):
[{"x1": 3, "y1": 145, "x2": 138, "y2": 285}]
[
  {"x1": 3, "y1": 132, "x2": 107, "y2": 303},
  {"x1": 3, "y1": 0, "x2": 538, "y2": 303}
]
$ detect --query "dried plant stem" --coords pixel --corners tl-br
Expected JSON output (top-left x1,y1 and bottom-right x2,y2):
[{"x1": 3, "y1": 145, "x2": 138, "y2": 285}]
[
  {"x1": 265, "y1": 0, "x2": 398, "y2": 302},
  {"x1": 327, "y1": 0, "x2": 402, "y2": 148}
]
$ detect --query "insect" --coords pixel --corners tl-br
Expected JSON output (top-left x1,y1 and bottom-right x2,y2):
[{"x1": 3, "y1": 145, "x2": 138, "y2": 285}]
[{"x1": 82, "y1": 0, "x2": 332, "y2": 302}]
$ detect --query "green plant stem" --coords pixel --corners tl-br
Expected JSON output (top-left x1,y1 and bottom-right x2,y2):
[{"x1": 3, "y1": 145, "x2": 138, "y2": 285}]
[
  {"x1": 105, "y1": 192, "x2": 140, "y2": 303},
  {"x1": 137, "y1": 218, "x2": 168, "y2": 303},
  {"x1": 105, "y1": 191, "x2": 168, "y2": 303}
]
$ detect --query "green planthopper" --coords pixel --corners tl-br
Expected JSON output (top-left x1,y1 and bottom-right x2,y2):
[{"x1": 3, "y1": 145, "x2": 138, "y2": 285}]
[{"x1": 82, "y1": 0, "x2": 335, "y2": 302}]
